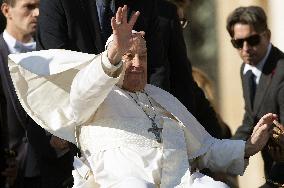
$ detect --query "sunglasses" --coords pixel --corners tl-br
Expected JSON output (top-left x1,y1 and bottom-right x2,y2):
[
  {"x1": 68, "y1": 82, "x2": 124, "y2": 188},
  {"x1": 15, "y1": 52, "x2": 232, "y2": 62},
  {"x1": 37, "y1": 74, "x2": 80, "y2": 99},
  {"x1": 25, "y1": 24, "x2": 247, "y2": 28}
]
[{"x1": 231, "y1": 34, "x2": 261, "y2": 49}]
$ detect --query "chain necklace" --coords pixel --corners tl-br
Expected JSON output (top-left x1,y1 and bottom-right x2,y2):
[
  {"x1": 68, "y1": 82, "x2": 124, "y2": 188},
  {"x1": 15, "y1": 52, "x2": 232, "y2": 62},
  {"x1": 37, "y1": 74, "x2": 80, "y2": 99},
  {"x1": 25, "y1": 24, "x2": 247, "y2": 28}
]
[{"x1": 127, "y1": 91, "x2": 163, "y2": 143}]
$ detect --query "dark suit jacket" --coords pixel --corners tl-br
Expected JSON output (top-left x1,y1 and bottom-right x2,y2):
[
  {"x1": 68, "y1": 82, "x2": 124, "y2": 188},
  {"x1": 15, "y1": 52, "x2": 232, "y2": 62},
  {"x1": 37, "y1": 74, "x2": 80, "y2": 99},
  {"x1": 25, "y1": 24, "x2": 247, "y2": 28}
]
[
  {"x1": 0, "y1": 34, "x2": 40, "y2": 187},
  {"x1": 234, "y1": 45, "x2": 284, "y2": 181},
  {"x1": 0, "y1": 34, "x2": 73, "y2": 187},
  {"x1": 0, "y1": 65, "x2": 7, "y2": 186},
  {"x1": 36, "y1": 0, "x2": 223, "y2": 138}
]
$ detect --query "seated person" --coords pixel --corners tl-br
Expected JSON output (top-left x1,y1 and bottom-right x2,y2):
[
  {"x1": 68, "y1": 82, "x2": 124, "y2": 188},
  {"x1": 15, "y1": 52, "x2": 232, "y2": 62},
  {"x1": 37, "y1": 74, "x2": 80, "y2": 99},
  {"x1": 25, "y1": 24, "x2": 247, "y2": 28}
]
[{"x1": 8, "y1": 5, "x2": 279, "y2": 188}]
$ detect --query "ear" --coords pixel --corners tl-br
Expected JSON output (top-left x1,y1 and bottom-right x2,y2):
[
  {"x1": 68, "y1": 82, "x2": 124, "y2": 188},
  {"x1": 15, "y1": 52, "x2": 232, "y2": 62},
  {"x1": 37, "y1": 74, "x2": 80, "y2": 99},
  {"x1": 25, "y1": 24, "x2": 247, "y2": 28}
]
[
  {"x1": 1, "y1": 3, "x2": 11, "y2": 19},
  {"x1": 265, "y1": 29, "x2": 271, "y2": 41}
]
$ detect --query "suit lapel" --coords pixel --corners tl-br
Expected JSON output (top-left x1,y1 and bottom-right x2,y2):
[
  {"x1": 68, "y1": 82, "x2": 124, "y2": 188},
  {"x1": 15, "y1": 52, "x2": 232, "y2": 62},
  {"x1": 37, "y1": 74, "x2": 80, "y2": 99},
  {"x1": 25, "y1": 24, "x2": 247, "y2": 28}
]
[
  {"x1": 253, "y1": 46, "x2": 277, "y2": 113},
  {"x1": 0, "y1": 34, "x2": 27, "y2": 128}
]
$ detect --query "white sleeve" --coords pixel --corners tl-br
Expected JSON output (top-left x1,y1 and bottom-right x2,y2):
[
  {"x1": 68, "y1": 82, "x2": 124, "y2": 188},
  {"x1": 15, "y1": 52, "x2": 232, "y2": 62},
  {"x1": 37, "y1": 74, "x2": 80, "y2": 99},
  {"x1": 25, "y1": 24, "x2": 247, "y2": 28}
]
[
  {"x1": 196, "y1": 139, "x2": 247, "y2": 175},
  {"x1": 70, "y1": 52, "x2": 122, "y2": 124}
]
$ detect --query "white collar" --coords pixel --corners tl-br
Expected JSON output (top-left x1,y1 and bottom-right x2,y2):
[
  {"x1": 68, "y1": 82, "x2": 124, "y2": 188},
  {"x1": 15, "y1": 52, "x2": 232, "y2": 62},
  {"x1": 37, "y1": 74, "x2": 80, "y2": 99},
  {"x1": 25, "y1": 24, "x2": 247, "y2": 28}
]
[
  {"x1": 3, "y1": 30, "x2": 35, "y2": 54},
  {"x1": 243, "y1": 43, "x2": 272, "y2": 84}
]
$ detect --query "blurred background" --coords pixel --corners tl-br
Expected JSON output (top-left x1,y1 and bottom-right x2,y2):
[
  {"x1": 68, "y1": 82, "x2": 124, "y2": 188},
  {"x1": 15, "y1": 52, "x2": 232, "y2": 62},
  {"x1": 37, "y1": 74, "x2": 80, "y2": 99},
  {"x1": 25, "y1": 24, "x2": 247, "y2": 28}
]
[{"x1": 184, "y1": 0, "x2": 284, "y2": 187}]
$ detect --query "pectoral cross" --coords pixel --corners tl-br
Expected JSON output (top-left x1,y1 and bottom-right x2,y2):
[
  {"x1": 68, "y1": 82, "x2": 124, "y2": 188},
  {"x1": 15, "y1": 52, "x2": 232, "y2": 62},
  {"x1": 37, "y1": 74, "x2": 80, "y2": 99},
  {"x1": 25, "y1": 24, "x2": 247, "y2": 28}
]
[{"x1": 148, "y1": 123, "x2": 163, "y2": 143}]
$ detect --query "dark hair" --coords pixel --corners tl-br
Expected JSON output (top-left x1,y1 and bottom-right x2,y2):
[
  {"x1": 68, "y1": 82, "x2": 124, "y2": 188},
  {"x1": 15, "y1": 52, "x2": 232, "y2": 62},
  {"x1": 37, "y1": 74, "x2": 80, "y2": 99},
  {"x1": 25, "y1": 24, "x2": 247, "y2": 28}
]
[
  {"x1": 226, "y1": 6, "x2": 268, "y2": 38},
  {"x1": 2, "y1": 0, "x2": 17, "y2": 7}
]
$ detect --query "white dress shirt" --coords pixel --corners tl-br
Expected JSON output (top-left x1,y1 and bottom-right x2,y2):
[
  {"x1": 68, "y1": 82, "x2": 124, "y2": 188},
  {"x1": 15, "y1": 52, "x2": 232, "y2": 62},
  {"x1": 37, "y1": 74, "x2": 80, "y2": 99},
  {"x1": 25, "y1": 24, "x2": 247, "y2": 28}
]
[
  {"x1": 243, "y1": 43, "x2": 272, "y2": 84},
  {"x1": 3, "y1": 30, "x2": 36, "y2": 53}
]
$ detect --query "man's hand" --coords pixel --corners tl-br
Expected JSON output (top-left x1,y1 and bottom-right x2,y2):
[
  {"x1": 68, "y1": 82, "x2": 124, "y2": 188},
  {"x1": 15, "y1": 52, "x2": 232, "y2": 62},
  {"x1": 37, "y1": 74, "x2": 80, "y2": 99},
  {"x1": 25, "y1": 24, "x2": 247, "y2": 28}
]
[
  {"x1": 244, "y1": 113, "x2": 278, "y2": 158},
  {"x1": 107, "y1": 5, "x2": 140, "y2": 64},
  {"x1": 50, "y1": 135, "x2": 69, "y2": 150}
]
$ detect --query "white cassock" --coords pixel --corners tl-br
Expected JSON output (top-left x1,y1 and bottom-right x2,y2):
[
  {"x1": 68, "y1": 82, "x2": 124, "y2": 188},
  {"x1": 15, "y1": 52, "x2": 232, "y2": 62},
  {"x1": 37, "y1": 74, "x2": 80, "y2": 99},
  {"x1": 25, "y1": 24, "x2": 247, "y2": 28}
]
[{"x1": 8, "y1": 50, "x2": 247, "y2": 188}]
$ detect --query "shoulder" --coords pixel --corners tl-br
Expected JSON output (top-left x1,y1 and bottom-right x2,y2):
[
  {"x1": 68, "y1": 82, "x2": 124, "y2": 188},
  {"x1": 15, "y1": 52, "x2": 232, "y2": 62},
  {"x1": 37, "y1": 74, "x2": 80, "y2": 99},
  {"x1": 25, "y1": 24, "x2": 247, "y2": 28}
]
[
  {"x1": 145, "y1": 84, "x2": 186, "y2": 109},
  {"x1": 0, "y1": 34, "x2": 8, "y2": 60},
  {"x1": 272, "y1": 46, "x2": 284, "y2": 72},
  {"x1": 274, "y1": 59, "x2": 284, "y2": 77},
  {"x1": 39, "y1": 0, "x2": 72, "y2": 11}
]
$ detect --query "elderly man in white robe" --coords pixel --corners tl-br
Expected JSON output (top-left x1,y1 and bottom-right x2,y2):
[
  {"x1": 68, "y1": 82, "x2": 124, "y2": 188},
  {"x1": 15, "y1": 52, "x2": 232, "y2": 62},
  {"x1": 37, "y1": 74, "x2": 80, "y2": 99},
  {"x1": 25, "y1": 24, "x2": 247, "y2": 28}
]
[{"x1": 8, "y1": 5, "x2": 279, "y2": 188}]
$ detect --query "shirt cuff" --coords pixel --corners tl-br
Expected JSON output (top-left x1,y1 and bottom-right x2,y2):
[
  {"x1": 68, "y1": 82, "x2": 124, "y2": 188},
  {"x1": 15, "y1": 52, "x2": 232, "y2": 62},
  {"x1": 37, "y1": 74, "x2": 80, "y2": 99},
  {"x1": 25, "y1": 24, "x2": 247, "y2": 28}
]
[{"x1": 101, "y1": 51, "x2": 122, "y2": 72}]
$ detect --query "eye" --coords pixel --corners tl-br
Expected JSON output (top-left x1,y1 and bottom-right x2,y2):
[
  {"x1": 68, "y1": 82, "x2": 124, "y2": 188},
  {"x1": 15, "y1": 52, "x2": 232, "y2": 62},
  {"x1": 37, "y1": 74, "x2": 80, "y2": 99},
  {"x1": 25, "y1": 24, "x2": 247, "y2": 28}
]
[
  {"x1": 25, "y1": 4, "x2": 37, "y2": 10},
  {"x1": 123, "y1": 53, "x2": 134, "y2": 61},
  {"x1": 139, "y1": 54, "x2": 147, "y2": 61}
]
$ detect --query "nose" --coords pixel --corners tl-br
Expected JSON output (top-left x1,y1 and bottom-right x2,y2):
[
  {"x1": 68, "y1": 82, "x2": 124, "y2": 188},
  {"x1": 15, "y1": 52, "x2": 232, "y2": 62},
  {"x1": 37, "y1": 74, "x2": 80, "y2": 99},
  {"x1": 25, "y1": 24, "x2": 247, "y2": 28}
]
[
  {"x1": 242, "y1": 41, "x2": 252, "y2": 51},
  {"x1": 132, "y1": 54, "x2": 141, "y2": 67}
]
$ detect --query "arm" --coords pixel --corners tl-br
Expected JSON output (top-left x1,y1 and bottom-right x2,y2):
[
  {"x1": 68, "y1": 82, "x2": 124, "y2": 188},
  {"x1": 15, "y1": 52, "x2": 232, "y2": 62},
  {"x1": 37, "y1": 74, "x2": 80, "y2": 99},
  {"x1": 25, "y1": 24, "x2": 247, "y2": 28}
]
[{"x1": 195, "y1": 113, "x2": 277, "y2": 175}]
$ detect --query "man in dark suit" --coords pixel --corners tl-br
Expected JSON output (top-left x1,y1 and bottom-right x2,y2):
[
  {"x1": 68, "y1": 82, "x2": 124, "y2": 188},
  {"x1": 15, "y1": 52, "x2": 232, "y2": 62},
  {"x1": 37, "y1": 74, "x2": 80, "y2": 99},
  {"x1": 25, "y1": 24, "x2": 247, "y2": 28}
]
[
  {"x1": 227, "y1": 6, "x2": 284, "y2": 187},
  {"x1": 0, "y1": 0, "x2": 73, "y2": 187},
  {"x1": 36, "y1": 0, "x2": 224, "y2": 139},
  {"x1": 0, "y1": 0, "x2": 41, "y2": 186}
]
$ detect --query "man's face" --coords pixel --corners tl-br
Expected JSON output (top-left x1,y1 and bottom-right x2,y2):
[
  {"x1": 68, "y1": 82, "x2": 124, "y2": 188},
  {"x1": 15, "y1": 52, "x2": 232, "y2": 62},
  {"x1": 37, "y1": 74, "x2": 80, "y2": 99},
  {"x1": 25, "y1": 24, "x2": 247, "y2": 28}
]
[
  {"x1": 3, "y1": 0, "x2": 39, "y2": 37},
  {"x1": 122, "y1": 36, "x2": 147, "y2": 92},
  {"x1": 232, "y1": 23, "x2": 270, "y2": 66}
]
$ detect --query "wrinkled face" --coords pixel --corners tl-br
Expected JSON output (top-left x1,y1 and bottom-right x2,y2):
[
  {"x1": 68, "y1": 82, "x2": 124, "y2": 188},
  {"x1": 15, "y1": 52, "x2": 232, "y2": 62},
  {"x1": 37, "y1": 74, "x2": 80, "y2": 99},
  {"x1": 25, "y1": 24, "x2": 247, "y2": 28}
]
[
  {"x1": 122, "y1": 36, "x2": 147, "y2": 92},
  {"x1": 232, "y1": 23, "x2": 270, "y2": 66},
  {"x1": 2, "y1": 0, "x2": 39, "y2": 37}
]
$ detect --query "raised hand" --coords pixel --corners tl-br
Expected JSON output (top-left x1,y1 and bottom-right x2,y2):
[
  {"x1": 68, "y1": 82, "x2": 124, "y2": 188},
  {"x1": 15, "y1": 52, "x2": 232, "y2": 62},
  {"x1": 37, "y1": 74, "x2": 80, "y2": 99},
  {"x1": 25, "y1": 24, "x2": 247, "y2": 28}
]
[
  {"x1": 244, "y1": 113, "x2": 278, "y2": 158},
  {"x1": 107, "y1": 5, "x2": 140, "y2": 64}
]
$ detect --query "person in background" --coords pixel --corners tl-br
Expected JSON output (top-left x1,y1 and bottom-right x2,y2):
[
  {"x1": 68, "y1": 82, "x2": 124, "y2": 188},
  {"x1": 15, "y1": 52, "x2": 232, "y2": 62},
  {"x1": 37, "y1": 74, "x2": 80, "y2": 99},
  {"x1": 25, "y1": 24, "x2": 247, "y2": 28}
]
[
  {"x1": 0, "y1": 0, "x2": 41, "y2": 187},
  {"x1": 0, "y1": 74, "x2": 17, "y2": 188},
  {"x1": 0, "y1": 0, "x2": 73, "y2": 187},
  {"x1": 227, "y1": 6, "x2": 284, "y2": 187}
]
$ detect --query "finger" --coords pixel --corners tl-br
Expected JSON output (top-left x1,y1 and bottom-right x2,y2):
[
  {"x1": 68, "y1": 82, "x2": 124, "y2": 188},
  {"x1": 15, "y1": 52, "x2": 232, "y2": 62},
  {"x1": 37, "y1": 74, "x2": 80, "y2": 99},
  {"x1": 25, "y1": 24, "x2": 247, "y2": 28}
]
[
  {"x1": 128, "y1": 11, "x2": 140, "y2": 28},
  {"x1": 122, "y1": 5, "x2": 127, "y2": 24},
  {"x1": 272, "y1": 133, "x2": 281, "y2": 144},
  {"x1": 115, "y1": 7, "x2": 122, "y2": 24},
  {"x1": 252, "y1": 122, "x2": 270, "y2": 138},
  {"x1": 111, "y1": 17, "x2": 117, "y2": 30},
  {"x1": 253, "y1": 113, "x2": 278, "y2": 135},
  {"x1": 138, "y1": 31, "x2": 145, "y2": 37},
  {"x1": 273, "y1": 119, "x2": 284, "y2": 132},
  {"x1": 273, "y1": 126, "x2": 282, "y2": 135}
]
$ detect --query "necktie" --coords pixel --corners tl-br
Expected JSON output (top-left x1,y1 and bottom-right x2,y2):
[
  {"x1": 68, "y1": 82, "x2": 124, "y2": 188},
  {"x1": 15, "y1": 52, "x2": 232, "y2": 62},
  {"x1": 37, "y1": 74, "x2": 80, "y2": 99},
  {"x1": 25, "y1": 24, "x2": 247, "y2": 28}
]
[
  {"x1": 14, "y1": 41, "x2": 36, "y2": 53},
  {"x1": 101, "y1": 0, "x2": 113, "y2": 44},
  {"x1": 246, "y1": 70, "x2": 256, "y2": 108}
]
